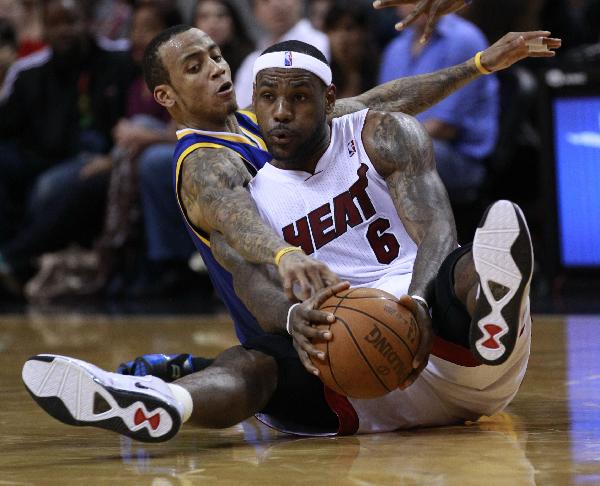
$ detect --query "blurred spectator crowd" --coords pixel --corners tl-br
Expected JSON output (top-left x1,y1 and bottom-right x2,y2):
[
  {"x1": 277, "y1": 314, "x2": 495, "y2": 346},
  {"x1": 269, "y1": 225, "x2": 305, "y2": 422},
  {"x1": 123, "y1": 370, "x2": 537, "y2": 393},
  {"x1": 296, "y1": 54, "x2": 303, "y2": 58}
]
[{"x1": 0, "y1": 0, "x2": 598, "y2": 304}]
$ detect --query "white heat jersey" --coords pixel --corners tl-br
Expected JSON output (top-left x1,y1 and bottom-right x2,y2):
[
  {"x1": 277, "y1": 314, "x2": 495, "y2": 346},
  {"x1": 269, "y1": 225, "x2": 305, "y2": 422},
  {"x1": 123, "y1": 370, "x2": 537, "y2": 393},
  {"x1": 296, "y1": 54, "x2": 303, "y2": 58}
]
[{"x1": 249, "y1": 109, "x2": 417, "y2": 295}]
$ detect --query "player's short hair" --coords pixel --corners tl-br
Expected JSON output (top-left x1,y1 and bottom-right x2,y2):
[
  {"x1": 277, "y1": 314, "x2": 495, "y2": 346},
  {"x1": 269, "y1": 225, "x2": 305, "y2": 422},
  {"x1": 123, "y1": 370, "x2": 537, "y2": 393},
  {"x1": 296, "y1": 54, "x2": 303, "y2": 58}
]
[
  {"x1": 143, "y1": 24, "x2": 193, "y2": 92},
  {"x1": 260, "y1": 40, "x2": 329, "y2": 65}
]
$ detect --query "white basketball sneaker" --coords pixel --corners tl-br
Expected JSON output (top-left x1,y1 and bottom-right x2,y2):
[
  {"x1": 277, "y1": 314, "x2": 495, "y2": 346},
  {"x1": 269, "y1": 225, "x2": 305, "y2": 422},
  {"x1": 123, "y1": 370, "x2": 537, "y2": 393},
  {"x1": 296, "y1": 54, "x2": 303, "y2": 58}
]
[
  {"x1": 470, "y1": 200, "x2": 533, "y2": 365},
  {"x1": 22, "y1": 354, "x2": 183, "y2": 442}
]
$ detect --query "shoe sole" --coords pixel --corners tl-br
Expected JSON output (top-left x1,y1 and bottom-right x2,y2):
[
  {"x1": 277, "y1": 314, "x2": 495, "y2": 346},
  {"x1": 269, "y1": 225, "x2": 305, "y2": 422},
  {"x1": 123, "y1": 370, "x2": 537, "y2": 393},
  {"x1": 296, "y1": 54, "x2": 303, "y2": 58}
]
[
  {"x1": 470, "y1": 201, "x2": 533, "y2": 365},
  {"x1": 22, "y1": 355, "x2": 181, "y2": 443}
]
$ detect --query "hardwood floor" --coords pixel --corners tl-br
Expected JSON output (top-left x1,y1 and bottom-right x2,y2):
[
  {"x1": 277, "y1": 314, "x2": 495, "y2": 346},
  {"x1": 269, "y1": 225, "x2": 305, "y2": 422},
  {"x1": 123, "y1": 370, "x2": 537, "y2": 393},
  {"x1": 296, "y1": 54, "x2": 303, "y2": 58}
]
[{"x1": 1, "y1": 313, "x2": 598, "y2": 485}]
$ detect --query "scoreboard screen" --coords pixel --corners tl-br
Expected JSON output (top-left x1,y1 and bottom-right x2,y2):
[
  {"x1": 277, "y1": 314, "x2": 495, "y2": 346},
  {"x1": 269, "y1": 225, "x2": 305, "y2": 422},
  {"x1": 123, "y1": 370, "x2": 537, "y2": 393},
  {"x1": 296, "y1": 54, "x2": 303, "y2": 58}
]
[{"x1": 551, "y1": 95, "x2": 600, "y2": 268}]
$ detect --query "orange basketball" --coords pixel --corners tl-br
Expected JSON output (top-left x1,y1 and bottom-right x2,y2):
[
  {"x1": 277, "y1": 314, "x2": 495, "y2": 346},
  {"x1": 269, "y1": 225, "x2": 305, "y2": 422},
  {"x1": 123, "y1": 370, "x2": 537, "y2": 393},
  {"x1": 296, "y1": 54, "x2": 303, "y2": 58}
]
[{"x1": 311, "y1": 287, "x2": 421, "y2": 399}]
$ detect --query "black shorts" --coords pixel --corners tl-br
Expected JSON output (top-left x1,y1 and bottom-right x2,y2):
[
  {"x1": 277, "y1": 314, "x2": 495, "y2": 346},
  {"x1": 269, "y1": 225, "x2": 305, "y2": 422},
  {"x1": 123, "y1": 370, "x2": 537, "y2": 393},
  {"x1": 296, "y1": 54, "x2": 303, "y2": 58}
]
[{"x1": 243, "y1": 334, "x2": 339, "y2": 435}]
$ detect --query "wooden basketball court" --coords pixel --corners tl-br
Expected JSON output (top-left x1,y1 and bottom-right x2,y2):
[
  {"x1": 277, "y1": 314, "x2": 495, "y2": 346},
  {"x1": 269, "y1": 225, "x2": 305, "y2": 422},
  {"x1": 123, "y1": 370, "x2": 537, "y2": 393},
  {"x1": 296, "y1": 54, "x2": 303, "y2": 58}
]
[{"x1": 1, "y1": 311, "x2": 599, "y2": 484}]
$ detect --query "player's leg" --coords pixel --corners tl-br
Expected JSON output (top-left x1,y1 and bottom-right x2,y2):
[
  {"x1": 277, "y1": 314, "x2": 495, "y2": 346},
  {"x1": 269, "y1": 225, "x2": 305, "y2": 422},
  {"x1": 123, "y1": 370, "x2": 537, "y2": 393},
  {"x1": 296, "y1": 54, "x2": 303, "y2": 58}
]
[
  {"x1": 175, "y1": 346, "x2": 277, "y2": 428},
  {"x1": 432, "y1": 200, "x2": 533, "y2": 365},
  {"x1": 22, "y1": 345, "x2": 278, "y2": 443}
]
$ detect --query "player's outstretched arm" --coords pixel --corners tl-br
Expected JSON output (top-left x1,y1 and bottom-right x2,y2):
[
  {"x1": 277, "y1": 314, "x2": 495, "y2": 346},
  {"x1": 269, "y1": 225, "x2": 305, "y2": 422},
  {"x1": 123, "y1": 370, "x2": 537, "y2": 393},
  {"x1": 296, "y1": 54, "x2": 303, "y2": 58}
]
[
  {"x1": 373, "y1": 0, "x2": 469, "y2": 43},
  {"x1": 210, "y1": 230, "x2": 289, "y2": 332},
  {"x1": 363, "y1": 110, "x2": 456, "y2": 383},
  {"x1": 211, "y1": 230, "x2": 347, "y2": 375},
  {"x1": 333, "y1": 31, "x2": 561, "y2": 118},
  {"x1": 181, "y1": 147, "x2": 339, "y2": 301}
]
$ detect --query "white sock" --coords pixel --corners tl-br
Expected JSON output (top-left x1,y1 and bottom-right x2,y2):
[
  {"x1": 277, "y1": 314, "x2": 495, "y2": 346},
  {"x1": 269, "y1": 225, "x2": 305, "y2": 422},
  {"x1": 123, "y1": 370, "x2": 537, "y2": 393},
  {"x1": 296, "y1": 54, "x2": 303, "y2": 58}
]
[{"x1": 167, "y1": 383, "x2": 193, "y2": 423}]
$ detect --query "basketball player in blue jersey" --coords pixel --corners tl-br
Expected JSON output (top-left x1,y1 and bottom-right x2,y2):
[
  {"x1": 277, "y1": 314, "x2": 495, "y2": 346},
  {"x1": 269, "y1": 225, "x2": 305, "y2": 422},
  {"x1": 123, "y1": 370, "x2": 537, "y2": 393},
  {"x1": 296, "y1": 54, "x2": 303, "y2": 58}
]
[{"x1": 23, "y1": 39, "x2": 560, "y2": 442}]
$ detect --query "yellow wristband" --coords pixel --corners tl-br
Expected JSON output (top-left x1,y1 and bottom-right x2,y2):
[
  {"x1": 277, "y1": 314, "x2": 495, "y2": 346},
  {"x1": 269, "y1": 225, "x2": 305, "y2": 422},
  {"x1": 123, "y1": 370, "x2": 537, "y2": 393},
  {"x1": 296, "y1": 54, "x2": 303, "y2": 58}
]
[
  {"x1": 474, "y1": 51, "x2": 492, "y2": 75},
  {"x1": 274, "y1": 246, "x2": 304, "y2": 266}
]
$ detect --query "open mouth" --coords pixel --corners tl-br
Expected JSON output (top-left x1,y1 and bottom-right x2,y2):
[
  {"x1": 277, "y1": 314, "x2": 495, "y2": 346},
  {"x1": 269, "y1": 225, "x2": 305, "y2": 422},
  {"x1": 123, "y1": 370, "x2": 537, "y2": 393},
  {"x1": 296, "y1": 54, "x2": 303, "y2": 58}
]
[
  {"x1": 270, "y1": 129, "x2": 293, "y2": 145},
  {"x1": 217, "y1": 81, "x2": 233, "y2": 94}
]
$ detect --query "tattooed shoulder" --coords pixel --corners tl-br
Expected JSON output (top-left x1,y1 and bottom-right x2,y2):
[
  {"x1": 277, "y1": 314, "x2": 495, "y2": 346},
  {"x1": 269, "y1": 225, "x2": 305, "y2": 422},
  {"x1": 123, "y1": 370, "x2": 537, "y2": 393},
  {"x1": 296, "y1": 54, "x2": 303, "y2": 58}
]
[
  {"x1": 362, "y1": 110, "x2": 434, "y2": 178},
  {"x1": 180, "y1": 146, "x2": 252, "y2": 232}
]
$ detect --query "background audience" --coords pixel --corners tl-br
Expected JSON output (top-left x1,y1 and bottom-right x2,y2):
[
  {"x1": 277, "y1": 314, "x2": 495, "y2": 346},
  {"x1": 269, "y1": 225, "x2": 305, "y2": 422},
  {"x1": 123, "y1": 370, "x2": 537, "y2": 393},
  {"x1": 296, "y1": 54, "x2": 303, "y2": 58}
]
[
  {"x1": 0, "y1": 0, "x2": 132, "y2": 295},
  {"x1": 0, "y1": 0, "x2": 595, "y2": 303},
  {"x1": 0, "y1": 18, "x2": 17, "y2": 86},
  {"x1": 194, "y1": 0, "x2": 255, "y2": 77},
  {"x1": 0, "y1": 0, "x2": 44, "y2": 57},
  {"x1": 379, "y1": 6, "x2": 498, "y2": 209},
  {"x1": 234, "y1": 0, "x2": 330, "y2": 107},
  {"x1": 323, "y1": 1, "x2": 379, "y2": 98},
  {"x1": 0, "y1": 0, "x2": 189, "y2": 300}
]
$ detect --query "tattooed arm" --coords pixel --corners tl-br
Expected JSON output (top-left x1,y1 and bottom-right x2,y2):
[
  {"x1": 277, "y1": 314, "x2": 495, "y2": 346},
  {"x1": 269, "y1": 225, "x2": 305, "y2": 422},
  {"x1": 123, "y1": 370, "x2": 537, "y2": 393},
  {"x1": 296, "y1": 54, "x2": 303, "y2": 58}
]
[
  {"x1": 362, "y1": 110, "x2": 457, "y2": 382},
  {"x1": 209, "y1": 230, "x2": 289, "y2": 333},
  {"x1": 333, "y1": 31, "x2": 560, "y2": 117},
  {"x1": 211, "y1": 230, "x2": 348, "y2": 376},
  {"x1": 363, "y1": 110, "x2": 456, "y2": 301},
  {"x1": 333, "y1": 61, "x2": 478, "y2": 117},
  {"x1": 181, "y1": 147, "x2": 279, "y2": 263},
  {"x1": 180, "y1": 147, "x2": 339, "y2": 300}
]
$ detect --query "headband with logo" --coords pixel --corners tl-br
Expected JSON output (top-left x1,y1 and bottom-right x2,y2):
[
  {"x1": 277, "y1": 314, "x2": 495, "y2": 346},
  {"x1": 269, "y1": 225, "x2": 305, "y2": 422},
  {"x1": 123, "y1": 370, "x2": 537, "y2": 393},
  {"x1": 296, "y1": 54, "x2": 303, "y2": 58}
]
[{"x1": 253, "y1": 50, "x2": 332, "y2": 85}]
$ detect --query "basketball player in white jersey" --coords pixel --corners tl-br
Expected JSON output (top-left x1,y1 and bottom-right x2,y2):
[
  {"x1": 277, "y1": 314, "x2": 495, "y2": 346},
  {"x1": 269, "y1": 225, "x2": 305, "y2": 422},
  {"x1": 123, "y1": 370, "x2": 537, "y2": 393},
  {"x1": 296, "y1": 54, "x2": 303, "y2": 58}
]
[
  {"x1": 243, "y1": 41, "x2": 532, "y2": 432},
  {"x1": 22, "y1": 41, "x2": 536, "y2": 441}
]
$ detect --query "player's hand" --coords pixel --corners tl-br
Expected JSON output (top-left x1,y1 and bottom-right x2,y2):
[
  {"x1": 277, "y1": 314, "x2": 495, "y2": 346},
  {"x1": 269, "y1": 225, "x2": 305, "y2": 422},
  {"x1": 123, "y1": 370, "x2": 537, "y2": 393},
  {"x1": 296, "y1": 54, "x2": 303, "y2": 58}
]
[
  {"x1": 278, "y1": 251, "x2": 341, "y2": 302},
  {"x1": 478, "y1": 31, "x2": 561, "y2": 73},
  {"x1": 289, "y1": 281, "x2": 351, "y2": 375},
  {"x1": 373, "y1": 0, "x2": 468, "y2": 42},
  {"x1": 397, "y1": 295, "x2": 433, "y2": 389},
  {"x1": 79, "y1": 155, "x2": 113, "y2": 179}
]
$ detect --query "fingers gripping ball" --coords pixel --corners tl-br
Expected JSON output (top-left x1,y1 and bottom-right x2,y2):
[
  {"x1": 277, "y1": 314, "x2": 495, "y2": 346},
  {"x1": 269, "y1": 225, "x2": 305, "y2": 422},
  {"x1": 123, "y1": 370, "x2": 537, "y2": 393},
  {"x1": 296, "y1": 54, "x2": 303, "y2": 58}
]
[{"x1": 312, "y1": 288, "x2": 421, "y2": 398}]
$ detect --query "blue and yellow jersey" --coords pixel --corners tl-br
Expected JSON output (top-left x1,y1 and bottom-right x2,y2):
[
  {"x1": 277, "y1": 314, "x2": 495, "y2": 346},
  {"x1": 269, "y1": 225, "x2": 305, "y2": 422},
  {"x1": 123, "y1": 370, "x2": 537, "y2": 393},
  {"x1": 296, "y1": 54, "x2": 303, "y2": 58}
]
[{"x1": 172, "y1": 111, "x2": 272, "y2": 343}]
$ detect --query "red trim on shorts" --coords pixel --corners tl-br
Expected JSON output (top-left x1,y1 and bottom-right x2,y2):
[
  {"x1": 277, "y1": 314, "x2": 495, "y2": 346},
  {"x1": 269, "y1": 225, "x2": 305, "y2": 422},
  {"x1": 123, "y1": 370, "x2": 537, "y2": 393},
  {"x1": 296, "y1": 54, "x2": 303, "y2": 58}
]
[
  {"x1": 324, "y1": 386, "x2": 359, "y2": 435},
  {"x1": 431, "y1": 336, "x2": 482, "y2": 367}
]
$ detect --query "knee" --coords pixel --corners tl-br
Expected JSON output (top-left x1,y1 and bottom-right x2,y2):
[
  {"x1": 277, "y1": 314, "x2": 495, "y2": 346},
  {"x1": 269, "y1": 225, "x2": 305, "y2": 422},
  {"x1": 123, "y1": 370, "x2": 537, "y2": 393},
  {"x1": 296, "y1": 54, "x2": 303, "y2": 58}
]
[
  {"x1": 209, "y1": 346, "x2": 278, "y2": 427},
  {"x1": 216, "y1": 346, "x2": 278, "y2": 397}
]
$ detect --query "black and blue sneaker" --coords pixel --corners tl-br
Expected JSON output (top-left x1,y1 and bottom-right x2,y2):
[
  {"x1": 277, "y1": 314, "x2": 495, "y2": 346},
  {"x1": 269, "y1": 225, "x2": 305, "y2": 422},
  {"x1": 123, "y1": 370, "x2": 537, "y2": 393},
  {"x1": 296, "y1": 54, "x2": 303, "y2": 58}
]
[{"x1": 116, "y1": 354, "x2": 213, "y2": 382}]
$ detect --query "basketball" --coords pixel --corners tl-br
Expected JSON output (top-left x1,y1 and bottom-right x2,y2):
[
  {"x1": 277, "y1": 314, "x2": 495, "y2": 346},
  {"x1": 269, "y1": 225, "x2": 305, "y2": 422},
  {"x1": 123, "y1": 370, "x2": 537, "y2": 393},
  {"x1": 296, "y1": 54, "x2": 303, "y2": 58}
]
[{"x1": 311, "y1": 287, "x2": 421, "y2": 399}]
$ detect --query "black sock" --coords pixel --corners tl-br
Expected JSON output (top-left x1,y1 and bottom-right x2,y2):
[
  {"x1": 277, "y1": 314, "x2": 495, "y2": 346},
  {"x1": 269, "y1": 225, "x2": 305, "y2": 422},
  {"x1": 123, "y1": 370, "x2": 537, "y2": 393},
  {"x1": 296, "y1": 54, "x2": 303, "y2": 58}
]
[{"x1": 432, "y1": 244, "x2": 473, "y2": 349}]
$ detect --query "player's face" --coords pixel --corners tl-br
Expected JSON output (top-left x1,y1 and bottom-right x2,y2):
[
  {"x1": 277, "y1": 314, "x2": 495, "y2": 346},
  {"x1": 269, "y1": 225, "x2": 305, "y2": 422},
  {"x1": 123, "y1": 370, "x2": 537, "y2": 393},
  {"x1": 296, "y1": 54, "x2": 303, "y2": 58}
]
[
  {"x1": 254, "y1": 69, "x2": 336, "y2": 166},
  {"x1": 155, "y1": 29, "x2": 237, "y2": 128}
]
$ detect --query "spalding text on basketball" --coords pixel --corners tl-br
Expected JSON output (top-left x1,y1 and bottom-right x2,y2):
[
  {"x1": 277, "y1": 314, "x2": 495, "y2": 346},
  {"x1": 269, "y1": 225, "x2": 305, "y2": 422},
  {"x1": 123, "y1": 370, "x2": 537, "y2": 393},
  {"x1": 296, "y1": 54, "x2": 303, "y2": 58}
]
[{"x1": 364, "y1": 325, "x2": 407, "y2": 381}]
